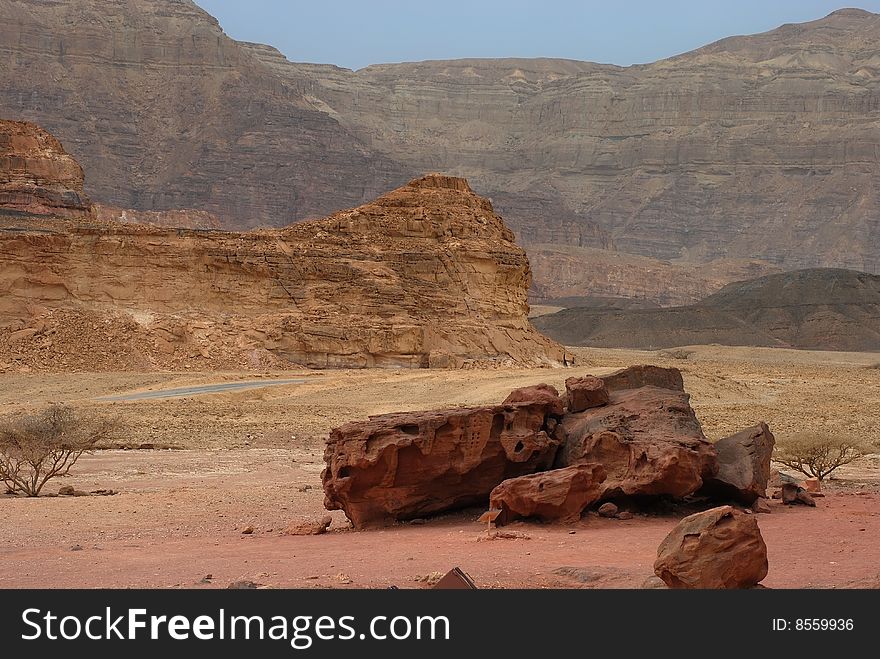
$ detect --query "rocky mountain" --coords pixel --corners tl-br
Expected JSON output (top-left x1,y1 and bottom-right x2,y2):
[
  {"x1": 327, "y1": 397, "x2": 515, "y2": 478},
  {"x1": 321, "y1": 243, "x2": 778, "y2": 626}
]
[
  {"x1": 0, "y1": 121, "x2": 565, "y2": 371},
  {"x1": 533, "y1": 268, "x2": 880, "y2": 352},
  {"x1": 268, "y1": 8, "x2": 880, "y2": 276},
  {"x1": 2, "y1": 2, "x2": 879, "y2": 303},
  {"x1": 0, "y1": 0, "x2": 407, "y2": 229}
]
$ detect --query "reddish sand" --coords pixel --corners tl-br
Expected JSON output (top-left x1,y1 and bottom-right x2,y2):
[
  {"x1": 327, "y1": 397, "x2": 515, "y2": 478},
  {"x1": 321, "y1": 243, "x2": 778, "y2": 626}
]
[{"x1": 1, "y1": 450, "x2": 877, "y2": 589}]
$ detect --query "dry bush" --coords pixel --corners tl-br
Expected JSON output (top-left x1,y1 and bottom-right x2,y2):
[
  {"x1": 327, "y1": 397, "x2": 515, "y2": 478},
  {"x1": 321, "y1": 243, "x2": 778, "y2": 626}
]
[
  {"x1": 773, "y1": 432, "x2": 873, "y2": 481},
  {"x1": 0, "y1": 405, "x2": 114, "y2": 497},
  {"x1": 865, "y1": 362, "x2": 880, "y2": 369}
]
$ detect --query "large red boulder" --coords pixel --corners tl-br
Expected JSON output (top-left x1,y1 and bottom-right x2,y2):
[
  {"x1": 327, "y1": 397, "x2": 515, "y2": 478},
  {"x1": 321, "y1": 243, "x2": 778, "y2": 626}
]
[
  {"x1": 489, "y1": 463, "x2": 607, "y2": 524},
  {"x1": 556, "y1": 366, "x2": 717, "y2": 499},
  {"x1": 323, "y1": 398, "x2": 563, "y2": 528},
  {"x1": 701, "y1": 423, "x2": 775, "y2": 504},
  {"x1": 654, "y1": 505, "x2": 769, "y2": 589}
]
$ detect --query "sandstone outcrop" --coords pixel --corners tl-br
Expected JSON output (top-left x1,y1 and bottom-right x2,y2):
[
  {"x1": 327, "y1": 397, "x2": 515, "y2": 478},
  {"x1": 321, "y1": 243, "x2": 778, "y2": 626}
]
[
  {"x1": 322, "y1": 399, "x2": 564, "y2": 528},
  {"x1": 0, "y1": 120, "x2": 91, "y2": 219},
  {"x1": 489, "y1": 463, "x2": 606, "y2": 524},
  {"x1": 1, "y1": 141, "x2": 566, "y2": 371},
  {"x1": 502, "y1": 384, "x2": 564, "y2": 416},
  {"x1": 556, "y1": 367, "x2": 717, "y2": 499},
  {"x1": 654, "y1": 506, "x2": 769, "y2": 589},
  {"x1": 702, "y1": 423, "x2": 775, "y2": 504},
  {"x1": 564, "y1": 376, "x2": 608, "y2": 413}
]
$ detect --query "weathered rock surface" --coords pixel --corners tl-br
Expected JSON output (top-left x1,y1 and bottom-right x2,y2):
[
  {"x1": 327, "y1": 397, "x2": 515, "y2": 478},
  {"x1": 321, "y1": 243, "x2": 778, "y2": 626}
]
[
  {"x1": 527, "y1": 245, "x2": 781, "y2": 307},
  {"x1": 322, "y1": 400, "x2": 563, "y2": 528},
  {"x1": 702, "y1": 422, "x2": 776, "y2": 504},
  {"x1": 0, "y1": 0, "x2": 406, "y2": 230},
  {"x1": 534, "y1": 268, "x2": 880, "y2": 352},
  {"x1": 0, "y1": 120, "x2": 91, "y2": 219},
  {"x1": 1, "y1": 165, "x2": 566, "y2": 370},
  {"x1": 557, "y1": 366, "x2": 717, "y2": 499},
  {"x1": 502, "y1": 384, "x2": 564, "y2": 416},
  {"x1": 277, "y1": 9, "x2": 880, "y2": 276},
  {"x1": 598, "y1": 365, "x2": 685, "y2": 394},
  {"x1": 654, "y1": 506, "x2": 769, "y2": 589},
  {"x1": 93, "y1": 205, "x2": 221, "y2": 230},
  {"x1": 3, "y1": 5, "x2": 880, "y2": 304},
  {"x1": 489, "y1": 463, "x2": 606, "y2": 524},
  {"x1": 564, "y1": 376, "x2": 608, "y2": 413}
]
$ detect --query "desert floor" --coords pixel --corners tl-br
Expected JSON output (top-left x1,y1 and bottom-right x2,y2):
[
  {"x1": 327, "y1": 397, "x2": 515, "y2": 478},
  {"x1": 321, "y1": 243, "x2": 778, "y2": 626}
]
[{"x1": 1, "y1": 345, "x2": 878, "y2": 588}]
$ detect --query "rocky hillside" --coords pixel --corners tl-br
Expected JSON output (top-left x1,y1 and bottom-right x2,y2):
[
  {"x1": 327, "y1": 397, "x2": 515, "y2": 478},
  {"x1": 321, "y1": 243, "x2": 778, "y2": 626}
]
[
  {"x1": 0, "y1": 0, "x2": 406, "y2": 229},
  {"x1": 2, "y1": 2, "x2": 879, "y2": 301},
  {"x1": 534, "y1": 269, "x2": 880, "y2": 352},
  {"x1": 0, "y1": 121, "x2": 565, "y2": 371},
  {"x1": 270, "y1": 8, "x2": 880, "y2": 275}
]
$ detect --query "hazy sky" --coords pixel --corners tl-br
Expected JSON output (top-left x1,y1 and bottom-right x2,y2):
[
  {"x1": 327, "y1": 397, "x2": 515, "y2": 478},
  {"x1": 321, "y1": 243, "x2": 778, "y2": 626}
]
[{"x1": 195, "y1": 1, "x2": 880, "y2": 70}]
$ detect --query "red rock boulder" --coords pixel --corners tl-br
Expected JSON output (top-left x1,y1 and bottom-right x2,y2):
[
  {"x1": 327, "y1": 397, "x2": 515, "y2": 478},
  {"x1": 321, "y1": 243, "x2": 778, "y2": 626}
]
[
  {"x1": 654, "y1": 505, "x2": 768, "y2": 589},
  {"x1": 503, "y1": 383, "x2": 565, "y2": 416},
  {"x1": 323, "y1": 398, "x2": 563, "y2": 528},
  {"x1": 557, "y1": 366, "x2": 717, "y2": 499},
  {"x1": 701, "y1": 422, "x2": 776, "y2": 504},
  {"x1": 489, "y1": 463, "x2": 606, "y2": 524},
  {"x1": 564, "y1": 376, "x2": 609, "y2": 413}
]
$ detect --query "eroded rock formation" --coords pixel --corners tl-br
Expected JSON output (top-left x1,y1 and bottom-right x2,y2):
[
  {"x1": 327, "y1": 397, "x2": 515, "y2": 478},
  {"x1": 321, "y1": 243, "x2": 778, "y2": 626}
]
[
  {"x1": 556, "y1": 367, "x2": 717, "y2": 499},
  {"x1": 654, "y1": 506, "x2": 769, "y2": 589},
  {"x1": 0, "y1": 127, "x2": 566, "y2": 371},
  {"x1": 0, "y1": 120, "x2": 91, "y2": 219},
  {"x1": 323, "y1": 365, "x2": 741, "y2": 527},
  {"x1": 322, "y1": 399, "x2": 564, "y2": 528}
]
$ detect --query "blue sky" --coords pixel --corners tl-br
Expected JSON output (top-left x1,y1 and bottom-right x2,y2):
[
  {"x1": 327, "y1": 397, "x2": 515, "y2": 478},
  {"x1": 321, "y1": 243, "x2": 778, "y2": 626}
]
[{"x1": 195, "y1": 1, "x2": 880, "y2": 70}]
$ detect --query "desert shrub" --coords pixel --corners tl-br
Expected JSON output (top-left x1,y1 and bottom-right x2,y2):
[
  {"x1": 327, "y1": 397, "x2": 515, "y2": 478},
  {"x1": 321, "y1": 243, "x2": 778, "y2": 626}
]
[
  {"x1": 0, "y1": 405, "x2": 113, "y2": 497},
  {"x1": 865, "y1": 362, "x2": 880, "y2": 369},
  {"x1": 773, "y1": 432, "x2": 873, "y2": 481}
]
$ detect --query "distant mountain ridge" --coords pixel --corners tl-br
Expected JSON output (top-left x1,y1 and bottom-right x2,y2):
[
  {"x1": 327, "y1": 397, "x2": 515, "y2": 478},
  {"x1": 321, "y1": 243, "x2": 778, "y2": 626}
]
[{"x1": 533, "y1": 269, "x2": 880, "y2": 352}]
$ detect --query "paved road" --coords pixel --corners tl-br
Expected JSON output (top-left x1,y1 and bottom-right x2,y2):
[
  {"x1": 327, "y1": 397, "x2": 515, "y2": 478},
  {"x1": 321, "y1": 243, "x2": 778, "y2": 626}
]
[{"x1": 98, "y1": 378, "x2": 307, "y2": 401}]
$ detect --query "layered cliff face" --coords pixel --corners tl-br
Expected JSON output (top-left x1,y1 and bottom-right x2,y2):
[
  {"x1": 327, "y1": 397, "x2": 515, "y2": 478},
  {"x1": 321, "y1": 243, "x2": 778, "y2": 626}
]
[
  {"x1": 258, "y1": 9, "x2": 880, "y2": 274},
  {"x1": 0, "y1": 119, "x2": 91, "y2": 218},
  {"x1": 0, "y1": 165, "x2": 567, "y2": 371},
  {"x1": 2, "y1": 2, "x2": 879, "y2": 304},
  {"x1": 0, "y1": 0, "x2": 406, "y2": 229}
]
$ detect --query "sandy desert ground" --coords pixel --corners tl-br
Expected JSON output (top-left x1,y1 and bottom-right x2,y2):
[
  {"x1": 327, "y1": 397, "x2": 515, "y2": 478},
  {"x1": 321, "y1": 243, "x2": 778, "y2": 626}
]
[{"x1": 1, "y1": 345, "x2": 878, "y2": 589}]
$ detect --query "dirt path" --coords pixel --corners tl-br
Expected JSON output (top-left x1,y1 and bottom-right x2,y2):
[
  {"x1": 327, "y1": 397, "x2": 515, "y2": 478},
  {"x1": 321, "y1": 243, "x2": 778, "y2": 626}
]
[{"x1": 98, "y1": 378, "x2": 306, "y2": 401}]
